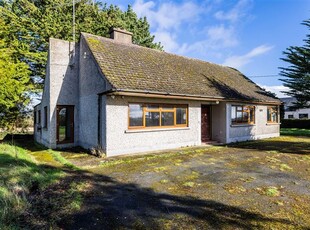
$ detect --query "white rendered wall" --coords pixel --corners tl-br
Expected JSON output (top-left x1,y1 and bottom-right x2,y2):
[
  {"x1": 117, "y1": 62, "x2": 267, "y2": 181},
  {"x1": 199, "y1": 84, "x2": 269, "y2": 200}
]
[
  {"x1": 34, "y1": 38, "x2": 79, "y2": 148},
  {"x1": 284, "y1": 108, "x2": 310, "y2": 119},
  {"x1": 78, "y1": 37, "x2": 111, "y2": 149},
  {"x1": 226, "y1": 103, "x2": 280, "y2": 143},
  {"x1": 105, "y1": 96, "x2": 201, "y2": 156}
]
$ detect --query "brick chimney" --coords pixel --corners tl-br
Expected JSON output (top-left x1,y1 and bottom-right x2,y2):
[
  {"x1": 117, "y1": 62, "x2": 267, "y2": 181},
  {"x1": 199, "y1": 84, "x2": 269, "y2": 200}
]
[{"x1": 109, "y1": 28, "x2": 133, "y2": 44}]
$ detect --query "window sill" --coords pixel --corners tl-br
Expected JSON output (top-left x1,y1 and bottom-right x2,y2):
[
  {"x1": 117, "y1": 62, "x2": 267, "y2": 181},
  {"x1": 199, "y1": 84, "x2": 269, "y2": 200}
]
[
  {"x1": 230, "y1": 124, "x2": 256, "y2": 127},
  {"x1": 266, "y1": 123, "x2": 281, "y2": 126},
  {"x1": 125, "y1": 127, "x2": 190, "y2": 133}
]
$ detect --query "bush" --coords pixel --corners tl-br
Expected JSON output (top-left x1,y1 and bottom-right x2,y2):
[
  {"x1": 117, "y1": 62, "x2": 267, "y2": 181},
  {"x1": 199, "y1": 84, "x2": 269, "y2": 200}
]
[{"x1": 281, "y1": 119, "x2": 310, "y2": 129}]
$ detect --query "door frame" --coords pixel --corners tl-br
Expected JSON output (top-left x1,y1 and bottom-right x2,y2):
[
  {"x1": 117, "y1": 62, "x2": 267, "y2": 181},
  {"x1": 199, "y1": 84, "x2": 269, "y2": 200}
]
[
  {"x1": 201, "y1": 104, "x2": 212, "y2": 142},
  {"x1": 56, "y1": 105, "x2": 74, "y2": 144}
]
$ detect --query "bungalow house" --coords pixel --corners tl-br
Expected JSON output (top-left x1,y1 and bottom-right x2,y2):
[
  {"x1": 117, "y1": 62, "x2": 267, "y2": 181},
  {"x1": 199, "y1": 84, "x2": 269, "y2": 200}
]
[{"x1": 34, "y1": 28, "x2": 281, "y2": 157}]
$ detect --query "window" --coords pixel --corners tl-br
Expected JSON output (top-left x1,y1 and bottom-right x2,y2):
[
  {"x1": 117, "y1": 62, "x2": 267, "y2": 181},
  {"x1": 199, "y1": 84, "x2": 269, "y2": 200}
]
[
  {"x1": 57, "y1": 105, "x2": 74, "y2": 144},
  {"x1": 299, "y1": 114, "x2": 308, "y2": 119},
  {"x1": 128, "y1": 103, "x2": 188, "y2": 129},
  {"x1": 38, "y1": 110, "x2": 41, "y2": 124},
  {"x1": 231, "y1": 105, "x2": 255, "y2": 124},
  {"x1": 267, "y1": 106, "x2": 279, "y2": 123},
  {"x1": 288, "y1": 115, "x2": 294, "y2": 119},
  {"x1": 34, "y1": 111, "x2": 37, "y2": 124},
  {"x1": 43, "y1": 106, "x2": 48, "y2": 128}
]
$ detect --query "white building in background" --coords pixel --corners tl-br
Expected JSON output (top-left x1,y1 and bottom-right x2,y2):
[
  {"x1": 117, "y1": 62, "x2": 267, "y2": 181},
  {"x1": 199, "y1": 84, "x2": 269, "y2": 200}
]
[{"x1": 281, "y1": 97, "x2": 310, "y2": 119}]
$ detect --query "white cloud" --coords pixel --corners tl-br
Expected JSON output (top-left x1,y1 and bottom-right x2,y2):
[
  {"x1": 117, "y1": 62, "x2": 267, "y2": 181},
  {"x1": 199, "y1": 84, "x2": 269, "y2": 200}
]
[
  {"x1": 133, "y1": 0, "x2": 201, "y2": 30},
  {"x1": 259, "y1": 85, "x2": 290, "y2": 98},
  {"x1": 132, "y1": 0, "x2": 255, "y2": 61},
  {"x1": 214, "y1": 0, "x2": 253, "y2": 22},
  {"x1": 178, "y1": 25, "x2": 238, "y2": 57},
  {"x1": 153, "y1": 31, "x2": 179, "y2": 52},
  {"x1": 206, "y1": 24, "x2": 238, "y2": 47},
  {"x1": 223, "y1": 45, "x2": 273, "y2": 68},
  {"x1": 132, "y1": 0, "x2": 205, "y2": 52}
]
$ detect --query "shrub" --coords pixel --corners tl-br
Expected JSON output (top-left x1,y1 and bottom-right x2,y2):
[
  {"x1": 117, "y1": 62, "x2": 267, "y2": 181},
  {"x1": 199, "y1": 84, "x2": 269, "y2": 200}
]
[{"x1": 280, "y1": 119, "x2": 310, "y2": 129}]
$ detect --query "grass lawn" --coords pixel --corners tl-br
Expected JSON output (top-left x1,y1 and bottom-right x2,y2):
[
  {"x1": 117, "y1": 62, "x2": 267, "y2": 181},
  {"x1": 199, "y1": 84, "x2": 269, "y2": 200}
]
[
  {"x1": 281, "y1": 128, "x2": 310, "y2": 137},
  {"x1": 0, "y1": 137, "x2": 85, "y2": 229},
  {"x1": 1, "y1": 135, "x2": 310, "y2": 229}
]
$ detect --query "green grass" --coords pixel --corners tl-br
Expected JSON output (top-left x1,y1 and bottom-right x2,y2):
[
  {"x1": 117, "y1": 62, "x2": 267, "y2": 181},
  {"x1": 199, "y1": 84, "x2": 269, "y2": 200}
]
[
  {"x1": 50, "y1": 150, "x2": 80, "y2": 170},
  {"x1": 280, "y1": 128, "x2": 310, "y2": 137},
  {"x1": 0, "y1": 144, "x2": 64, "y2": 229}
]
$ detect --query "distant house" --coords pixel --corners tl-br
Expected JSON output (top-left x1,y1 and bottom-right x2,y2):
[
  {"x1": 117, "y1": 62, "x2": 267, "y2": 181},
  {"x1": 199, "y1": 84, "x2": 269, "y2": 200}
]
[
  {"x1": 281, "y1": 97, "x2": 310, "y2": 119},
  {"x1": 33, "y1": 28, "x2": 281, "y2": 157}
]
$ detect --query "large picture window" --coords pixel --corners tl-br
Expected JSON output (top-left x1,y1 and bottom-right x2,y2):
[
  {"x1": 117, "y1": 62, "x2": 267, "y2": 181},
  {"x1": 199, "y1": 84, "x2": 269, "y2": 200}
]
[
  {"x1": 267, "y1": 106, "x2": 279, "y2": 123},
  {"x1": 231, "y1": 105, "x2": 255, "y2": 124},
  {"x1": 129, "y1": 103, "x2": 188, "y2": 129}
]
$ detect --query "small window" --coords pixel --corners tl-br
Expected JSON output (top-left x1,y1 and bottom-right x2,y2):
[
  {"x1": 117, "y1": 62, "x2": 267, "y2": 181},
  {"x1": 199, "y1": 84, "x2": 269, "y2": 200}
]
[
  {"x1": 43, "y1": 106, "x2": 48, "y2": 128},
  {"x1": 38, "y1": 110, "x2": 41, "y2": 124},
  {"x1": 299, "y1": 114, "x2": 308, "y2": 119},
  {"x1": 34, "y1": 111, "x2": 37, "y2": 124},
  {"x1": 176, "y1": 107, "x2": 187, "y2": 125},
  {"x1": 128, "y1": 103, "x2": 188, "y2": 129},
  {"x1": 288, "y1": 115, "x2": 294, "y2": 119},
  {"x1": 129, "y1": 104, "x2": 143, "y2": 127},
  {"x1": 267, "y1": 106, "x2": 279, "y2": 123},
  {"x1": 231, "y1": 105, "x2": 255, "y2": 124}
]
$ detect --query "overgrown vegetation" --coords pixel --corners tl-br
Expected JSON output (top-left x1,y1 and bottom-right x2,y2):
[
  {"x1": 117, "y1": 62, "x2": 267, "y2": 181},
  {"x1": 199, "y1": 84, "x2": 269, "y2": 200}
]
[
  {"x1": 50, "y1": 150, "x2": 79, "y2": 170},
  {"x1": 0, "y1": 144, "x2": 63, "y2": 228},
  {"x1": 1, "y1": 136, "x2": 310, "y2": 229}
]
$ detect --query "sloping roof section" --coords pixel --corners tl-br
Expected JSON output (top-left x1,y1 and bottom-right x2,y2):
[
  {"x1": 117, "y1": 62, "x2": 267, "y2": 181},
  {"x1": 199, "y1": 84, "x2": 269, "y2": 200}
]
[{"x1": 82, "y1": 33, "x2": 280, "y2": 103}]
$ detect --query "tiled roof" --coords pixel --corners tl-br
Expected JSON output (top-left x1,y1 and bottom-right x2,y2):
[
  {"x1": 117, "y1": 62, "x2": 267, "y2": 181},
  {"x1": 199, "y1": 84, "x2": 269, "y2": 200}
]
[{"x1": 82, "y1": 33, "x2": 280, "y2": 103}]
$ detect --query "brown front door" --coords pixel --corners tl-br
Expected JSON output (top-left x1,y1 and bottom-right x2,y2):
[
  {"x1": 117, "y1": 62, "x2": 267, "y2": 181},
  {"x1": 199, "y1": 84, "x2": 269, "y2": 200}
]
[
  {"x1": 56, "y1": 105, "x2": 74, "y2": 144},
  {"x1": 201, "y1": 105, "x2": 211, "y2": 142}
]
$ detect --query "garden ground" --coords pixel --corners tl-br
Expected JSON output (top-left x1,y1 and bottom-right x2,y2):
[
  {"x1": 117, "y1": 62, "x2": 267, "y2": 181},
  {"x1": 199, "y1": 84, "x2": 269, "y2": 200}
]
[{"x1": 1, "y1": 133, "x2": 310, "y2": 229}]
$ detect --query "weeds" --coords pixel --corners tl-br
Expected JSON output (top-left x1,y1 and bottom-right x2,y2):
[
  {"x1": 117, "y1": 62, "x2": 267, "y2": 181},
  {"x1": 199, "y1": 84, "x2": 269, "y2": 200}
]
[
  {"x1": 0, "y1": 144, "x2": 64, "y2": 229},
  {"x1": 50, "y1": 150, "x2": 79, "y2": 170}
]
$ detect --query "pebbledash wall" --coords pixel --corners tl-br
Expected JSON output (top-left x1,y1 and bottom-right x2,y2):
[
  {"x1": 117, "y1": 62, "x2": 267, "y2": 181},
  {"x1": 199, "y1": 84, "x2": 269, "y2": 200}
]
[
  {"x1": 34, "y1": 38, "x2": 79, "y2": 149},
  {"x1": 34, "y1": 37, "x2": 280, "y2": 157},
  {"x1": 103, "y1": 97, "x2": 279, "y2": 156},
  {"x1": 225, "y1": 104, "x2": 279, "y2": 143},
  {"x1": 104, "y1": 96, "x2": 201, "y2": 157}
]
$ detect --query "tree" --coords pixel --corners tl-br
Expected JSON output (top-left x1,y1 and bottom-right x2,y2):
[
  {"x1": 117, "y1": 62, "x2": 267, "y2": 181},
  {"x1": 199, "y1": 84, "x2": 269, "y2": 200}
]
[
  {"x1": 0, "y1": 0, "x2": 162, "y2": 85},
  {"x1": 0, "y1": 0, "x2": 162, "y2": 128},
  {"x1": 0, "y1": 18, "x2": 31, "y2": 129},
  {"x1": 280, "y1": 19, "x2": 310, "y2": 109}
]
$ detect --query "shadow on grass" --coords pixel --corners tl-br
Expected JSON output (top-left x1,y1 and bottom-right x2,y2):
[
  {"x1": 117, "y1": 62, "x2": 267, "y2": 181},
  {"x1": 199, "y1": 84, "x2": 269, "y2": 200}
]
[
  {"x1": 17, "y1": 166, "x2": 299, "y2": 230},
  {"x1": 1, "y1": 139, "x2": 305, "y2": 229},
  {"x1": 228, "y1": 139, "x2": 310, "y2": 155},
  {"x1": 2, "y1": 134, "x2": 89, "y2": 154},
  {"x1": 2, "y1": 134, "x2": 47, "y2": 152}
]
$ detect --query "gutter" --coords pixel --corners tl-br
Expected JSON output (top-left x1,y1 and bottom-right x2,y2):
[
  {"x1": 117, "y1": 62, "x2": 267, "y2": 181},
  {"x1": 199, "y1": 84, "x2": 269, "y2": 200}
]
[
  {"x1": 98, "y1": 88, "x2": 281, "y2": 105},
  {"x1": 98, "y1": 88, "x2": 224, "y2": 101}
]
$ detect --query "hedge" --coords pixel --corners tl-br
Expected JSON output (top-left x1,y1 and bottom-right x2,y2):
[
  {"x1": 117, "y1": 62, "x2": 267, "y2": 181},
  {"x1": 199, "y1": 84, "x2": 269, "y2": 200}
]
[{"x1": 281, "y1": 119, "x2": 310, "y2": 129}]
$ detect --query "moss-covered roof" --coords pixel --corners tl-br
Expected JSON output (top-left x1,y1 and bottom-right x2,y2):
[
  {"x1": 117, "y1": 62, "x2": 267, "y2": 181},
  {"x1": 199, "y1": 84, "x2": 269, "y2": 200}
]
[{"x1": 82, "y1": 33, "x2": 280, "y2": 103}]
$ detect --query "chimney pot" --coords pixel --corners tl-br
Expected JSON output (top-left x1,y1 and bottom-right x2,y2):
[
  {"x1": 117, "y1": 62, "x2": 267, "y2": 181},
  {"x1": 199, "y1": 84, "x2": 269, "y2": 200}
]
[{"x1": 109, "y1": 28, "x2": 133, "y2": 44}]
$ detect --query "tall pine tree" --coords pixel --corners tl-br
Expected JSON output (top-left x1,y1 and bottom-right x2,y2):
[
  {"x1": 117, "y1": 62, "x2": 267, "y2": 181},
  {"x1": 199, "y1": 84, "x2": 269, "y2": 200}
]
[{"x1": 280, "y1": 19, "x2": 310, "y2": 109}]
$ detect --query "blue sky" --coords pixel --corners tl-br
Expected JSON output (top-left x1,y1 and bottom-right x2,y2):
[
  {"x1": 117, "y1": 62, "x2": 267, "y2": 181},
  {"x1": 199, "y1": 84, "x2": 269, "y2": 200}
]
[{"x1": 100, "y1": 0, "x2": 309, "y2": 97}]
